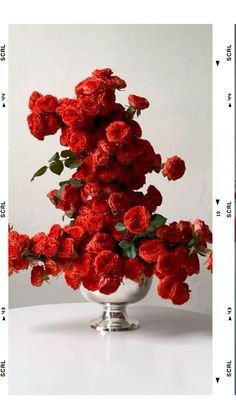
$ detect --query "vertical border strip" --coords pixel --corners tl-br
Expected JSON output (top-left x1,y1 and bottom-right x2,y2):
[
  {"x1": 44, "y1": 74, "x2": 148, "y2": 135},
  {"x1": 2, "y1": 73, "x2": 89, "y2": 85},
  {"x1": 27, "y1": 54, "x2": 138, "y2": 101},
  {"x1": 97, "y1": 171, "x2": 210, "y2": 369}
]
[
  {"x1": 213, "y1": 24, "x2": 235, "y2": 395},
  {"x1": 0, "y1": 24, "x2": 8, "y2": 395}
]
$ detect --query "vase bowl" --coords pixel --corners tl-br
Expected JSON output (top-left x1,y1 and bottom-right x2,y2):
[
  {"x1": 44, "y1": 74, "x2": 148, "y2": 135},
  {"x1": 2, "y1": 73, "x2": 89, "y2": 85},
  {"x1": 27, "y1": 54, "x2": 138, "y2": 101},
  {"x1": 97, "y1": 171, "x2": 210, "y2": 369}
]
[{"x1": 80, "y1": 277, "x2": 153, "y2": 332}]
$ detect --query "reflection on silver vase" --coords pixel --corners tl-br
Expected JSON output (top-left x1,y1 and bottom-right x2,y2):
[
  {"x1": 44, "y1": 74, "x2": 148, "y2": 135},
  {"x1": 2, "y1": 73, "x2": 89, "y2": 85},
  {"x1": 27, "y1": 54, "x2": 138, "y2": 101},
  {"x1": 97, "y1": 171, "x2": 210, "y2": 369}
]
[{"x1": 80, "y1": 276, "x2": 152, "y2": 332}]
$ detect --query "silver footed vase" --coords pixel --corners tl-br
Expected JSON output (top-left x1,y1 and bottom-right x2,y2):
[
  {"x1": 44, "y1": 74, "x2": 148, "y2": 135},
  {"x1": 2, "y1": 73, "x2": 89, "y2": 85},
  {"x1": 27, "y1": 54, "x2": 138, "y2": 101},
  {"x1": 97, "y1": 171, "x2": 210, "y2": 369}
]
[{"x1": 80, "y1": 276, "x2": 152, "y2": 332}]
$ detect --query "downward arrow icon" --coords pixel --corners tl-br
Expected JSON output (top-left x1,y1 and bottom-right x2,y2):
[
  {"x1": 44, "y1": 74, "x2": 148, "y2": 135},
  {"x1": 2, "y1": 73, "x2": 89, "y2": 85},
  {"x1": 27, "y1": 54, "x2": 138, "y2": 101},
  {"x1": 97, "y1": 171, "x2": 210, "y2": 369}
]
[
  {"x1": 216, "y1": 377, "x2": 220, "y2": 383},
  {"x1": 216, "y1": 61, "x2": 220, "y2": 66}
]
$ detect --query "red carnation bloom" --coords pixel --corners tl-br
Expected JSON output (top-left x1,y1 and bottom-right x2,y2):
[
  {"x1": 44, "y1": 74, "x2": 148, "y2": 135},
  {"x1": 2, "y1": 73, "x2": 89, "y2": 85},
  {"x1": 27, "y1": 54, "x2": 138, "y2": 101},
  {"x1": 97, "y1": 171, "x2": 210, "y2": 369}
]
[
  {"x1": 170, "y1": 282, "x2": 190, "y2": 305},
  {"x1": 28, "y1": 91, "x2": 42, "y2": 110},
  {"x1": 162, "y1": 156, "x2": 186, "y2": 181},
  {"x1": 93, "y1": 148, "x2": 110, "y2": 166},
  {"x1": 44, "y1": 259, "x2": 61, "y2": 277},
  {"x1": 124, "y1": 206, "x2": 150, "y2": 234},
  {"x1": 65, "y1": 269, "x2": 81, "y2": 290},
  {"x1": 92, "y1": 68, "x2": 113, "y2": 78},
  {"x1": 31, "y1": 266, "x2": 46, "y2": 287},
  {"x1": 73, "y1": 253, "x2": 92, "y2": 276},
  {"x1": 98, "y1": 139, "x2": 116, "y2": 155},
  {"x1": 123, "y1": 257, "x2": 144, "y2": 281},
  {"x1": 65, "y1": 226, "x2": 84, "y2": 244},
  {"x1": 48, "y1": 224, "x2": 64, "y2": 241},
  {"x1": 94, "y1": 250, "x2": 121, "y2": 275},
  {"x1": 109, "y1": 76, "x2": 126, "y2": 90},
  {"x1": 186, "y1": 253, "x2": 200, "y2": 276},
  {"x1": 143, "y1": 185, "x2": 163, "y2": 213},
  {"x1": 157, "y1": 252, "x2": 181, "y2": 276},
  {"x1": 128, "y1": 95, "x2": 149, "y2": 110},
  {"x1": 35, "y1": 94, "x2": 58, "y2": 113},
  {"x1": 78, "y1": 95, "x2": 100, "y2": 117},
  {"x1": 106, "y1": 121, "x2": 132, "y2": 145},
  {"x1": 31, "y1": 232, "x2": 47, "y2": 256},
  {"x1": 82, "y1": 274, "x2": 101, "y2": 291},
  {"x1": 157, "y1": 277, "x2": 175, "y2": 299},
  {"x1": 108, "y1": 192, "x2": 129, "y2": 213},
  {"x1": 139, "y1": 239, "x2": 166, "y2": 263},
  {"x1": 86, "y1": 233, "x2": 115, "y2": 253},
  {"x1": 156, "y1": 225, "x2": 181, "y2": 244},
  {"x1": 193, "y1": 219, "x2": 212, "y2": 244},
  {"x1": 57, "y1": 238, "x2": 75, "y2": 259},
  {"x1": 42, "y1": 237, "x2": 59, "y2": 258},
  {"x1": 98, "y1": 276, "x2": 122, "y2": 295}
]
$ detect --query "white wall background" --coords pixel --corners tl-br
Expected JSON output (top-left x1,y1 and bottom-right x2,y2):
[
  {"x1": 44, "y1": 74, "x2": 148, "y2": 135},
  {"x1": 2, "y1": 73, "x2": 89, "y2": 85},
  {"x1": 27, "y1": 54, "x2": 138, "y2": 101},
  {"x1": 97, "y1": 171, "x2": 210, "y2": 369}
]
[{"x1": 9, "y1": 24, "x2": 212, "y2": 314}]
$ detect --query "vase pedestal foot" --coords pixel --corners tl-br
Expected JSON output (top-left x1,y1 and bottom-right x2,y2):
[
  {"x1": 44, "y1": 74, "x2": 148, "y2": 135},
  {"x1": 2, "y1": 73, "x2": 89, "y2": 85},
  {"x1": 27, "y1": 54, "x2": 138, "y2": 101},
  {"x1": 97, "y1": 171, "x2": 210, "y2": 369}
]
[{"x1": 90, "y1": 303, "x2": 140, "y2": 332}]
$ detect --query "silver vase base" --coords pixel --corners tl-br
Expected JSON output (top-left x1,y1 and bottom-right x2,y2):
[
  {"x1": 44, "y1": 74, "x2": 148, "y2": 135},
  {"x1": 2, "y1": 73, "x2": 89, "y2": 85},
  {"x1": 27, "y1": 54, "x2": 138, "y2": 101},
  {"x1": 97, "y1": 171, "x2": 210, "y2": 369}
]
[{"x1": 90, "y1": 303, "x2": 140, "y2": 332}]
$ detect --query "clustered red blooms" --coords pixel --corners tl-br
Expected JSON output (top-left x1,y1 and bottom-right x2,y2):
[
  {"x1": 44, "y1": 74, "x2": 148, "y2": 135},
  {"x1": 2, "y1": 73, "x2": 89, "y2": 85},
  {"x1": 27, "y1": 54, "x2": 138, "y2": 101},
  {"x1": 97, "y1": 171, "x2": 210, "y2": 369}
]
[{"x1": 9, "y1": 68, "x2": 212, "y2": 305}]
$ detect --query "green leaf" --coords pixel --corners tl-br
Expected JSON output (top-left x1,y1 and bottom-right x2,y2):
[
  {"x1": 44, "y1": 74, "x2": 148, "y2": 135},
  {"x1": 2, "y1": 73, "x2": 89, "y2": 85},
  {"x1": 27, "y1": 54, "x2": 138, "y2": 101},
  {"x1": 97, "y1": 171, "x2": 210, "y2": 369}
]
[
  {"x1": 64, "y1": 158, "x2": 75, "y2": 168},
  {"x1": 188, "y1": 238, "x2": 195, "y2": 247},
  {"x1": 48, "y1": 152, "x2": 60, "y2": 163},
  {"x1": 49, "y1": 160, "x2": 64, "y2": 175},
  {"x1": 115, "y1": 222, "x2": 126, "y2": 232},
  {"x1": 68, "y1": 160, "x2": 82, "y2": 169},
  {"x1": 136, "y1": 109, "x2": 141, "y2": 117},
  {"x1": 127, "y1": 245, "x2": 137, "y2": 259},
  {"x1": 61, "y1": 150, "x2": 77, "y2": 159},
  {"x1": 151, "y1": 214, "x2": 167, "y2": 228},
  {"x1": 56, "y1": 184, "x2": 68, "y2": 200},
  {"x1": 119, "y1": 240, "x2": 132, "y2": 250},
  {"x1": 68, "y1": 179, "x2": 82, "y2": 188},
  {"x1": 31, "y1": 166, "x2": 48, "y2": 181},
  {"x1": 58, "y1": 178, "x2": 82, "y2": 189}
]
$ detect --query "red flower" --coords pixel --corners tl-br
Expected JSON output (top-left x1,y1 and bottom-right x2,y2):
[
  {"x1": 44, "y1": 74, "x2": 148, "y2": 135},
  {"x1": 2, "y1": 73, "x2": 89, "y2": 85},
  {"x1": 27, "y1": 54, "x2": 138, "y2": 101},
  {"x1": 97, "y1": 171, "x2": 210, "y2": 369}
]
[
  {"x1": 92, "y1": 68, "x2": 113, "y2": 78},
  {"x1": 9, "y1": 231, "x2": 30, "y2": 259},
  {"x1": 93, "y1": 148, "x2": 110, "y2": 166},
  {"x1": 110, "y1": 76, "x2": 127, "y2": 90},
  {"x1": 128, "y1": 94, "x2": 149, "y2": 110},
  {"x1": 86, "y1": 233, "x2": 115, "y2": 253},
  {"x1": 98, "y1": 276, "x2": 122, "y2": 295},
  {"x1": 123, "y1": 257, "x2": 144, "y2": 281},
  {"x1": 139, "y1": 239, "x2": 166, "y2": 263},
  {"x1": 170, "y1": 282, "x2": 190, "y2": 305},
  {"x1": 82, "y1": 274, "x2": 101, "y2": 291},
  {"x1": 44, "y1": 259, "x2": 61, "y2": 276},
  {"x1": 157, "y1": 277, "x2": 175, "y2": 299},
  {"x1": 157, "y1": 252, "x2": 181, "y2": 276},
  {"x1": 162, "y1": 156, "x2": 186, "y2": 181},
  {"x1": 35, "y1": 94, "x2": 58, "y2": 113},
  {"x1": 193, "y1": 219, "x2": 212, "y2": 244},
  {"x1": 73, "y1": 253, "x2": 92, "y2": 276},
  {"x1": 78, "y1": 96, "x2": 100, "y2": 117},
  {"x1": 28, "y1": 91, "x2": 42, "y2": 110},
  {"x1": 68, "y1": 130, "x2": 90, "y2": 153},
  {"x1": 31, "y1": 232, "x2": 47, "y2": 256},
  {"x1": 65, "y1": 269, "x2": 81, "y2": 290},
  {"x1": 143, "y1": 185, "x2": 162, "y2": 213},
  {"x1": 57, "y1": 238, "x2": 75, "y2": 259},
  {"x1": 124, "y1": 206, "x2": 150, "y2": 234},
  {"x1": 94, "y1": 250, "x2": 121, "y2": 275},
  {"x1": 31, "y1": 266, "x2": 46, "y2": 287},
  {"x1": 106, "y1": 121, "x2": 132, "y2": 145},
  {"x1": 65, "y1": 226, "x2": 84, "y2": 244},
  {"x1": 186, "y1": 253, "x2": 200, "y2": 276},
  {"x1": 108, "y1": 192, "x2": 129, "y2": 213},
  {"x1": 48, "y1": 224, "x2": 64, "y2": 240},
  {"x1": 156, "y1": 225, "x2": 181, "y2": 244},
  {"x1": 43, "y1": 237, "x2": 59, "y2": 257}
]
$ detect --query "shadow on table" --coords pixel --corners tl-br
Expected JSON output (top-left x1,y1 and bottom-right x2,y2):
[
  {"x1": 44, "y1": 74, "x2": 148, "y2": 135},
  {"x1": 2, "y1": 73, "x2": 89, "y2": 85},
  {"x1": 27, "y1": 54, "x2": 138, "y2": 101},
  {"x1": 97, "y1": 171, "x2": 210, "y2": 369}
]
[{"x1": 29, "y1": 306, "x2": 211, "y2": 339}]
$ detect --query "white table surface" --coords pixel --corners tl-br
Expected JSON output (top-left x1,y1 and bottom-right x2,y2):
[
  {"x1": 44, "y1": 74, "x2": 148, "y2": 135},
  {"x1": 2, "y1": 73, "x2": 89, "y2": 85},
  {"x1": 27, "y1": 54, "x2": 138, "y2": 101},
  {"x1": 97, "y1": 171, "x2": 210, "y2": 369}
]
[{"x1": 9, "y1": 302, "x2": 212, "y2": 395}]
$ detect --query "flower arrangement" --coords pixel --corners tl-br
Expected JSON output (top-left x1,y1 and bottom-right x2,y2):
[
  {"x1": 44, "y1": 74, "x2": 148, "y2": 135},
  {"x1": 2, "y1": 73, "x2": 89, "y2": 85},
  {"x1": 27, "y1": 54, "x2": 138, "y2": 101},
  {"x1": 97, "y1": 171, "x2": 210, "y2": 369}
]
[{"x1": 9, "y1": 68, "x2": 212, "y2": 305}]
